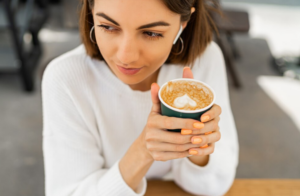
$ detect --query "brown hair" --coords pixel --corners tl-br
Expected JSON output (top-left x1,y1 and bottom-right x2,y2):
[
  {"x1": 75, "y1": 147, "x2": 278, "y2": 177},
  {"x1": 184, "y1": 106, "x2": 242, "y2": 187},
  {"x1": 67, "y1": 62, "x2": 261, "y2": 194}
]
[{"x1": 79, "y1": 0, "x2": 219, "y2": 68}]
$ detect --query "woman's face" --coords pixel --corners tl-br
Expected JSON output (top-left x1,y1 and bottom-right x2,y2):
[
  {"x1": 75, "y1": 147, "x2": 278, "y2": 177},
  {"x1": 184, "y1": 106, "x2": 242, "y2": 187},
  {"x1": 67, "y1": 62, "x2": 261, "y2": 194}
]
[{"x1": 92, "y1": 0, "x2": 185, "y2": 89}]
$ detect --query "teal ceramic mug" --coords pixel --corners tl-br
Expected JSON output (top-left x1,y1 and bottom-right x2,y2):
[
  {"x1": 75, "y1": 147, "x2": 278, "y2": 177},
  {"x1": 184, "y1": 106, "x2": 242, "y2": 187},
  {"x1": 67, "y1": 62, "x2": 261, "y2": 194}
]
[{"x1": 158, "y1": 78, "x2": 216, "y2": 132}]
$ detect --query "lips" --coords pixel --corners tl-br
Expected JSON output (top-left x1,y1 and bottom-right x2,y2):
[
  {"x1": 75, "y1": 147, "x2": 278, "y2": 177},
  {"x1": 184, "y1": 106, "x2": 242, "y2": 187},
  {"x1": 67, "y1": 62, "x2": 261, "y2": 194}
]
[{"x1": 117, "y1": 65, "x2": 143, "y2": 75}]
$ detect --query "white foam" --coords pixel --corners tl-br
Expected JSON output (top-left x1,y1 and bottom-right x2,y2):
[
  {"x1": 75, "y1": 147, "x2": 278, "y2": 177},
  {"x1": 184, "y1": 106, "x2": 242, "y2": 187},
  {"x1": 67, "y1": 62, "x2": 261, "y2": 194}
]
[{"x1": 173, "y1": 94, "x2": 197, "y2": 109}]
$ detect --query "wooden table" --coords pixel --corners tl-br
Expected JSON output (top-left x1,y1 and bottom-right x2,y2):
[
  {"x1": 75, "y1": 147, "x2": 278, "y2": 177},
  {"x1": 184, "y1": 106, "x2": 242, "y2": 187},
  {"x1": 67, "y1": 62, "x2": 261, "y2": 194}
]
[{"x1": 145, "y1": 179, "x2": 300, "y2": 196}]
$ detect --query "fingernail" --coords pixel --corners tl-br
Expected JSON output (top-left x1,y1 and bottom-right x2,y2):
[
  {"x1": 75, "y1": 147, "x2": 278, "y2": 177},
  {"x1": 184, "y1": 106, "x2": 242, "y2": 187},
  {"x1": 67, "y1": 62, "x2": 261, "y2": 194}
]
[
  {"x1": 189, "y1": 150, "x2": 198, "y2": 155},
  {"x1": 192, "y1": 137, "x2": 202, "y2": 144},
  {"x1": 201, "y1": 115, "x2": 210, "y2": 122},
  {"x1": 183, "y1": 67, "x2": 190, "y2": 71},
  {"x1": 200, "y1": 144, "x2": 209, "y2": 148},
  {"x1": 205, "y1": 131, "x2": 213, "y2": 135},
  {"x1": 193, "y1": 122, "x2": 204, "y2": 129},
  {"x1": 181, "y1": 129, "x2": 192, "y2": 135}
]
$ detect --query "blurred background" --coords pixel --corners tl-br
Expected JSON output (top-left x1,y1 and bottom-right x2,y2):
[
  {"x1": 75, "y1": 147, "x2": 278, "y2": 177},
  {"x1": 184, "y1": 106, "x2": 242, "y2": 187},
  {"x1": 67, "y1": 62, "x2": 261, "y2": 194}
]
[{"x1": 0, "y1": 0, "x2": 300, "y2": 195}]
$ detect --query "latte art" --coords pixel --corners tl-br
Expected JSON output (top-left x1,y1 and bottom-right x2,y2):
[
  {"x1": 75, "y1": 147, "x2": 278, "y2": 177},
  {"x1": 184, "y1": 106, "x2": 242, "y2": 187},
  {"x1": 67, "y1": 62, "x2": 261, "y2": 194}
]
[
  {"x1": 161, "y1": 80, "x2": 213, "y2": 111},
  {"x1": 174, "y1": 94, "x2": 197, "y2": 108}
]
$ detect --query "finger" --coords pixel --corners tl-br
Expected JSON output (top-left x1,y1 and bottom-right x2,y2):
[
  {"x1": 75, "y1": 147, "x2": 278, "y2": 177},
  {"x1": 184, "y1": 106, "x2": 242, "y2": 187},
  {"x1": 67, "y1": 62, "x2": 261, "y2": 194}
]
[
  {"x1": 151, "y1": 151, "x2": 190, "y2": 162},
  {"x1": 151, "y1": 83, "x2": 161, "y2": 114},
  {"x1": 151, "y1": 115, "x2": 204, "y2": 130},
  {"x1": 146, "y1": 141, "x2": 201, "y2": 152},
  {"x1": 190, "y1": 127, "x2": 221, "y2": 146},
  {"x1": 182, "y1": 67, "x2": 194, "y2": 79},
  {"x1": 146, "y1": 129, "x2": 193, "y2": 144},
  {"x1": 189, "y1": 143, "x2": 215, "y2": 156},
  {"x1": 200, "y1": 144, "x2": 209, "y2": 148},
  {"x1": 200, "y1": 104, "x2": 222, "y2": 123},
  {"x1": 186, "y1": 116, "x2": 220, "y2": 135}
]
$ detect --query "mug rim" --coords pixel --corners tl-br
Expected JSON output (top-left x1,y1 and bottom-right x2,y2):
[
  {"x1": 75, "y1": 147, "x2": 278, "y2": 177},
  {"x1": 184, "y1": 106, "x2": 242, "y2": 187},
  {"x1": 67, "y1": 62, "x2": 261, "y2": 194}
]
[{"x1": 158, "y1": 78, "x2": 216, "y2": 114}]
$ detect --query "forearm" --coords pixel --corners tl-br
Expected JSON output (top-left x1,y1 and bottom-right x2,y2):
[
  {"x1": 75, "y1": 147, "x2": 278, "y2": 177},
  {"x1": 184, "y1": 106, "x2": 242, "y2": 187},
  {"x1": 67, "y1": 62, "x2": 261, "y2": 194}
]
[
  {"x1": 188, "y1": 155, "x2": 209, "y2": 166},
  {"x1": 119, "y1": 136, "x2": 154, "y2": 192}
]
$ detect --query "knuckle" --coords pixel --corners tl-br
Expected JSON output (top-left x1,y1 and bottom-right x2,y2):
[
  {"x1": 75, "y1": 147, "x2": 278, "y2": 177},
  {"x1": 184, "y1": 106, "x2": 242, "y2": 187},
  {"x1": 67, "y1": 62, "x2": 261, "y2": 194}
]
[
  {"x1": 180, "y1": 152, "x2": 188, "y2": 158},
  {"x1": 211, "y1": 146, "x2": 215, "y2": 154},
  {"x1": 153, "y1": 152, "x2": 163, "y2": 161},
  {"x1": 174, "y1": 144, "x2": 184, "y2": 152},
  {"x1": 146, "y1": 143, "x2": 151, "y2": 150},
  {"x1": 213, "y1": 121, "x2": 218, "y2": 130},
  {"x1": 152, "y1": 152, "x2": 158, "y2": 160},
  {"x1": 211, "y1": 110, "x2": 215, "y2": 118},
  {"x1": 184, "y1": 120, "x2": 190, "y2": 129},
  {"x1": 219, "y1": 105, "x2": 223, "y2": 115},
  {"x1": 202, "y1": 136, "x2": 208, "y2": 144},
  {"x1": 197, "y1": 149, "x2": 203, "y2": 156},
  {"x1": 174, "y1": 134, "x2": 185, "y2": 144},
  {"x1": 164, "y1": 117, "x2": 173, "y2": 129},
  {"x1": 145, "y1": 131, "x2": 154, "y2": 142},
  {"x1": 146, "y1": 142, "x2": 155, "y2": 151},
  {"x1": 216, "y1": 131, "x2": 221, "y2": 141},
  {"x1": 174, "y1": 134, "x2": 181, "y2": 143},
  {"x1": 147, "y1": 118, "x2": 155, "y2": 128}
]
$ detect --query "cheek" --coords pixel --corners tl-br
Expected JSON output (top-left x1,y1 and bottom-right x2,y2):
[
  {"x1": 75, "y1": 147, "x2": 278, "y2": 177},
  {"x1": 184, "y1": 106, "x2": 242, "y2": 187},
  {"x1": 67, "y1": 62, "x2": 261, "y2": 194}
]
[
  {"x1": 143, "y1": 43, "x2": 172, "y2": 67},
  {"x1": 95, "y1": 33, "x2": 115, "y2": 57}
]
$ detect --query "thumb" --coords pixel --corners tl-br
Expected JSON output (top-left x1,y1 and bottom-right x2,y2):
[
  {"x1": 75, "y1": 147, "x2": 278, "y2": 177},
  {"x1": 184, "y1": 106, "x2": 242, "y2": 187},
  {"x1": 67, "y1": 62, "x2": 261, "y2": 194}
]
[
  {"x1": 182, "y1": 67, "x2": 194, "y2": 79},
  {"x1": 151, "y1": 83, "x2": 161, "y2": 114}
]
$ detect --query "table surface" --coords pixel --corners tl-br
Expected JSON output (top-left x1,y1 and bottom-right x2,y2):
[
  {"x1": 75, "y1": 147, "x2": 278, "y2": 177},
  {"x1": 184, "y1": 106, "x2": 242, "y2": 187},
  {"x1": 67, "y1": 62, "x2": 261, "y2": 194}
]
[{"x1": 145, "y1": 179, "x2": 300, "y2": 196}]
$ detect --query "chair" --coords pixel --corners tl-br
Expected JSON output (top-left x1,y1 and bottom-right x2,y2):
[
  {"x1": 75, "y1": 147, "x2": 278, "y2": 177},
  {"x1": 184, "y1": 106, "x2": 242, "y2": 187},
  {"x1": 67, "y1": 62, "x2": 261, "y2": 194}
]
[
  {"x1": 0, "y1": 0, "x2": 49, "y2": 92},
  {"x1": 210, "y1": 1, "x2": 250, "y2": 88}
]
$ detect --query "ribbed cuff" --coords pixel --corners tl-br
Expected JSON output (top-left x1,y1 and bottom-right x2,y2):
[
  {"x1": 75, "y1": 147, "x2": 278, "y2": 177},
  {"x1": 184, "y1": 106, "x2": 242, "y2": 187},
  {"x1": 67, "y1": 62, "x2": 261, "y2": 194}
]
[
  {"x1": 97, "y1": 160, "x2": 147, "y2": 196},
  {"x1": 182, "y1": 154, "x2": 214, "y2": 173}
]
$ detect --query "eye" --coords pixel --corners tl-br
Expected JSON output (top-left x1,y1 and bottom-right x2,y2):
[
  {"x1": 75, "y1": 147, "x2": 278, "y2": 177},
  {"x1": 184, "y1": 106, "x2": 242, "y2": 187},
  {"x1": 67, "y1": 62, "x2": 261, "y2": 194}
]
[
  {"x1": 97, "y1": 25, "x2": 118, "y2": 33},
  {"x1": 97, "y1": 25, "x2": 164, "y2": 40},
  {"x1": 144, "y1": 31, "x2": 164, "y2": 40}
]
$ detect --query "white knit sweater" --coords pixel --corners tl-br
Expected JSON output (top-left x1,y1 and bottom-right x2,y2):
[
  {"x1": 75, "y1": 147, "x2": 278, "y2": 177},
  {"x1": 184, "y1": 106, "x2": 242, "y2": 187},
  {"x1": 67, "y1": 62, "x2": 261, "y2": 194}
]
[{"x1": 42, "y1": 42, "x2": 239, "y2": 196}]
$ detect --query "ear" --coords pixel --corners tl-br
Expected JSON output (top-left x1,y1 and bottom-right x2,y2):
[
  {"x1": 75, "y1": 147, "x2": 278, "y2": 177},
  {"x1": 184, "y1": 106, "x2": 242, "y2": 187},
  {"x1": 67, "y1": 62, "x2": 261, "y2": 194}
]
[
  {"x1": 182, "y1": 21, "x2": 188, "y2": 30},
  {"x1": 182, "y1": 7, "x2": 195, "y2": 30}
]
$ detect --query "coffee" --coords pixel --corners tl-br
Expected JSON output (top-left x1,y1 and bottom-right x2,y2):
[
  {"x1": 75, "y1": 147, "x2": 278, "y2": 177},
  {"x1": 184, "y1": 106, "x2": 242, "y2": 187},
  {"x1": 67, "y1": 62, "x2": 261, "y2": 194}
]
[{"x1": 160, "y1": 80, "x2": 213, "y2": 111}]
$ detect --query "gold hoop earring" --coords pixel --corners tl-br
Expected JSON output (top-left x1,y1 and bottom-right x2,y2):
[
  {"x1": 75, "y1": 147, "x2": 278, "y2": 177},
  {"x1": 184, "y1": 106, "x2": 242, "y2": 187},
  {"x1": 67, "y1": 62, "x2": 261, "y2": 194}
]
[
  {"x1": 172, "y1": 37, "x2": 184, "y2": 55},
  {"x1": 90, "y1": 26, "x2": 96, "y2": 44}
]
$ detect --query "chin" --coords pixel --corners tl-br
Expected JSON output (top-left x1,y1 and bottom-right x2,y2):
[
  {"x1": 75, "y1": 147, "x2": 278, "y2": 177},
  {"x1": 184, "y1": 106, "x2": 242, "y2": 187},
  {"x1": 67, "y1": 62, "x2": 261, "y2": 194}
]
[{"x1": 118, "y1": 75, "x2": 144, "y2": 85}]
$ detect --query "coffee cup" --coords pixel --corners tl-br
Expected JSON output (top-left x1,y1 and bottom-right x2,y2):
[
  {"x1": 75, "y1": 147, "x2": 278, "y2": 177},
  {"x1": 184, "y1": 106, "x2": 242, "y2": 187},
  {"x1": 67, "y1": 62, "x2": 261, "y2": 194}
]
[{"x1": 158, "y1": 78, "x2": 216, "y2": 132}]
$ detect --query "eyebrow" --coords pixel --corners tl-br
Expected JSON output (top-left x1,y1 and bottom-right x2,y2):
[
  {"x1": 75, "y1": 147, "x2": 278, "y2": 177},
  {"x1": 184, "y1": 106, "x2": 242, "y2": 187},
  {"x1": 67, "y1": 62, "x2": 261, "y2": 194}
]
[{"x1": 96, "y1": 12, "x2": 170, "y2": 30}]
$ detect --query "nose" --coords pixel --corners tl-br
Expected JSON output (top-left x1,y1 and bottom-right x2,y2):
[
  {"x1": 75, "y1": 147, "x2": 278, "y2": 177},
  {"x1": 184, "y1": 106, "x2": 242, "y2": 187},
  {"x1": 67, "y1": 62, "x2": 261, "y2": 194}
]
[{"x1": 116, "y1": 35, "x2": 139, "y2": 65}]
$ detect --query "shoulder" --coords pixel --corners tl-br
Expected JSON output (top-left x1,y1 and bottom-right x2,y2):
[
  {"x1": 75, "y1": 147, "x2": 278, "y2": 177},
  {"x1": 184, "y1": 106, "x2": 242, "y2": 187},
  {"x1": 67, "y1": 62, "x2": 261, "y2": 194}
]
[
  {"x1": 42, "y1": 44, "x2": 94, "y2": 87},
  {"x1": 190, "y1": 41, "x2": 226, "y2": 83},
  {"x1": 192, "y1": 41, "x2": 225, "y2": 71},
  {"x1": 204, "y1": 41, "x2": 222, "y2": 56},
  {"x1": 196, "y1": 41, "x2": 223, "y2": 65},
  {"x1": 43, "y1": 44, "x2": 86, "y2": 78}
]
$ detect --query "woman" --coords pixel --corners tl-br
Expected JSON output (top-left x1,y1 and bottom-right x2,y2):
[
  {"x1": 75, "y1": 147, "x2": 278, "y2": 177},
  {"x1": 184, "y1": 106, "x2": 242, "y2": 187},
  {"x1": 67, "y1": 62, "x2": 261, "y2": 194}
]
[{"x1": 42, "y1": 0, "x2": 239, "y2": 195}]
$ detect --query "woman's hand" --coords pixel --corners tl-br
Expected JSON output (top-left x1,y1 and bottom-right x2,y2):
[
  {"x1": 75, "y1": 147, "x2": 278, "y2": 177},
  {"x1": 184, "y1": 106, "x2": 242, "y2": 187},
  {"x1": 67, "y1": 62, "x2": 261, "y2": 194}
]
[
  {"x1": 140, "y1": 82, "x2": 205, "y2": 161},
  {"x1": 181, "y1": 67, "x2": 222, "y2": 165},
  {"x1": 119, "y1": 67, "x2": 222, "y2": 190},
  {"x1": 139, "y1": 67, "x2": 222, "y2": 162},
  {"x1": 182, "y1": 104, "x2": 221, "y2": 155}
]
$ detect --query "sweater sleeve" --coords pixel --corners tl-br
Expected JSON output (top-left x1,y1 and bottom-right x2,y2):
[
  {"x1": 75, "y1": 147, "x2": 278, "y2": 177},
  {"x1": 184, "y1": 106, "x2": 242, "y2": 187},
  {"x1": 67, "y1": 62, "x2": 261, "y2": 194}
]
[
  {"x1": 171, "y1": 42, "x2": 239, "y2": 196},
  {"x1": 42, "y1": 60, "x2": 147, "y2": 196}
]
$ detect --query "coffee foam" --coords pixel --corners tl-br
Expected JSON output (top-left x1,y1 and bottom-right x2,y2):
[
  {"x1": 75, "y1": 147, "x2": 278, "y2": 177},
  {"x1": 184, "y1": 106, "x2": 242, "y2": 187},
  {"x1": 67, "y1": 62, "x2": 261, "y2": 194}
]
[
  {"x1": 174, "y1": 94, "x2": 197, "y2": 108},
  {"x1": 161, "y1": 80, "x2": 214, "y2": 111}
]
